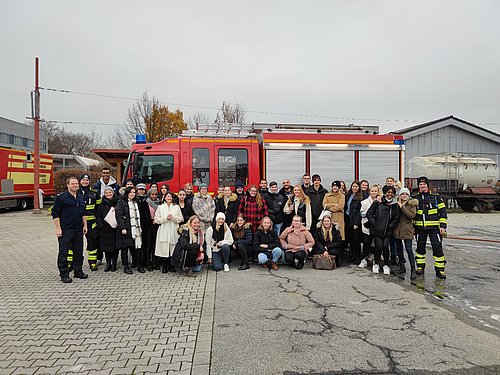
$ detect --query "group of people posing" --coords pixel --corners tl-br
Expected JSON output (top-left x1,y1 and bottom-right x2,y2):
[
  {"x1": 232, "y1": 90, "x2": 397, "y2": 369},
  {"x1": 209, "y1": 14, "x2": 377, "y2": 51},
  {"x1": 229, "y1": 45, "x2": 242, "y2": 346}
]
[{"x1": 51, "y1": 168, "x2": 448, "y2": 283}]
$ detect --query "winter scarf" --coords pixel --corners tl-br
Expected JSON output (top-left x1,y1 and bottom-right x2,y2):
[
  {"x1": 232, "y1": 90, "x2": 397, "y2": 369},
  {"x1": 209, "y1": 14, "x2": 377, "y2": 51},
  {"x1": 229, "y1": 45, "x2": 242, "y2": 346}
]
[{"x1": 128, "y1": 200, "x2": 142, "y2": 248}]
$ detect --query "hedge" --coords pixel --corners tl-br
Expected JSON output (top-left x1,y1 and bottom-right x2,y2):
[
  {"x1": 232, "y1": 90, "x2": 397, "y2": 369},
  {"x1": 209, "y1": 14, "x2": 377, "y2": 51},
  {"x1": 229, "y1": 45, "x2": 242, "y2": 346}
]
[{"x1": 54, "y1": 167, "x2": 107, "y2": 194}]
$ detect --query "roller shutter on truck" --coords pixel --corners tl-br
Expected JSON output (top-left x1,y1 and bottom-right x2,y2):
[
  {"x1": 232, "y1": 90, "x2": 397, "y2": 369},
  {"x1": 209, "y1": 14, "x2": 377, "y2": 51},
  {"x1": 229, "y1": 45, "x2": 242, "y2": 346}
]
[
  {"x1": 358, "y1": 150, "x2": 400, "y2": 186},
  {"x1": 310, "y1": 151, "x2": 355, "y2": 185},
  {"x1": 265, "y1": 150, "x2": 306, "y2": 186}
]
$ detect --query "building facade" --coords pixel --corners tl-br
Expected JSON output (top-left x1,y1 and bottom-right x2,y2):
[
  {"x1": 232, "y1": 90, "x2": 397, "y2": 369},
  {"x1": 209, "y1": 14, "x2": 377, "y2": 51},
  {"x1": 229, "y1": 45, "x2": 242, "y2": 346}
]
[
  {"x1": 395, "y1": 116, "x2": 500, "y2": 170},
  {"x1": 0, "y1": 116, "x2": 47, "y2": 152}
]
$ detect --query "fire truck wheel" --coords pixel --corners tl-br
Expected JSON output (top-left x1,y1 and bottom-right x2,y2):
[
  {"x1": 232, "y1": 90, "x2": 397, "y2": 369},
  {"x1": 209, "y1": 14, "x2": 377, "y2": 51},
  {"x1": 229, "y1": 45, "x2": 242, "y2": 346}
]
[{"x1": 17, "y1": 199, "x2": 29, "y2": 210}]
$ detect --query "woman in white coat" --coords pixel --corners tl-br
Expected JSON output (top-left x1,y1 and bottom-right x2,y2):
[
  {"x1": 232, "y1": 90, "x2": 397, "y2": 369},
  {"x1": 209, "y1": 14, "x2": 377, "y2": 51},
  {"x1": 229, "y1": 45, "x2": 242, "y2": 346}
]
[{"x1": 154, "y1": 192, "x2": 183, "y2": 273}]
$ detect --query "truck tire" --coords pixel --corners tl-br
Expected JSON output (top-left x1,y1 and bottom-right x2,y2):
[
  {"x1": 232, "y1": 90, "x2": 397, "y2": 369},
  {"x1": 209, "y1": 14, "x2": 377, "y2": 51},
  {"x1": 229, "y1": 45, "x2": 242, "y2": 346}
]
[
  {"x1": 17, "y1": 199, "x2": 28, "y2": 210},
  {"x1": 477, "y1": 200, "x2": 492, "y2": 213}
]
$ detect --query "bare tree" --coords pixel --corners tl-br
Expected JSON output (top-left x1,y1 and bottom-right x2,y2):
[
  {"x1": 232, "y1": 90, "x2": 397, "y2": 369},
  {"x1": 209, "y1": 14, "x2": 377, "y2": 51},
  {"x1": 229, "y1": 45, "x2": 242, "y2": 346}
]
[
  {"x1": 187, "y1": 112, "x2": 210, "y2": 129},
  {"x1": 41, "y1": 121, "x2": 101, "y2": 157},
  {"x1": 218, "y1": 101, "x2": 246, "y2": 123}
]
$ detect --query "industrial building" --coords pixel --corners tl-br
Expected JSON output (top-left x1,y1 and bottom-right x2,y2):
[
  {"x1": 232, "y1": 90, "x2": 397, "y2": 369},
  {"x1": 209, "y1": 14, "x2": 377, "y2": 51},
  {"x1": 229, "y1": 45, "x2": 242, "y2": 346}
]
[{"x1": 394, "y1": 115, "x2": 500, "y2": 169}]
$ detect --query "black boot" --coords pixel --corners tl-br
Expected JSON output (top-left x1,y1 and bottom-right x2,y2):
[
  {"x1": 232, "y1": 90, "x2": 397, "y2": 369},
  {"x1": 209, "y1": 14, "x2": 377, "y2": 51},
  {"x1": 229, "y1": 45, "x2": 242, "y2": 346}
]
[
  {"x1": 104, "y1": 261, "x2": 112, "y2": 272},
  {"x1": 410, "y1": 268, "x2": 417, "y2": 280},
  {"x1": 123, "y1": 266, "x2": 133, "y2": 275},
  {"x1": 398, "y1": 264, "x2": 406, "y2": 274},
  {"x1": 111, "y1": 254, "x2": 118, "y2": 272},
  {"x1": 415, "y1": 266, "x2": 425, "y2": 276},
  {"x1": 435, "y1": 268, "x2": 446, "y2": 279}
]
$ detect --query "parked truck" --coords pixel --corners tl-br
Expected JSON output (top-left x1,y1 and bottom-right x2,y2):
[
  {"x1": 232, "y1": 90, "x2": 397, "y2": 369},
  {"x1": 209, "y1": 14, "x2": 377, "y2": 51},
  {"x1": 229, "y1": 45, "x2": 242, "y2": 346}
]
[
  {"x1": 406, "y1": 153, "x2": 499, "y2": 213},
  {"x1": 0, "y1": 147, "x2": 55, "y2": 210},
  {"x1": 123, "y1": 123, "x2": 406, "y2": 192}
]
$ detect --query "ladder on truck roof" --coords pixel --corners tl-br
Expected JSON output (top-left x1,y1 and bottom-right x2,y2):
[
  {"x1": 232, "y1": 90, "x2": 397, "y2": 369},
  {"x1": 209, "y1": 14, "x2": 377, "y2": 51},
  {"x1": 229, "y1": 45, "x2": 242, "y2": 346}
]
[{"x1": 183, "y1": 122, "x2": 380, "y2": 138}]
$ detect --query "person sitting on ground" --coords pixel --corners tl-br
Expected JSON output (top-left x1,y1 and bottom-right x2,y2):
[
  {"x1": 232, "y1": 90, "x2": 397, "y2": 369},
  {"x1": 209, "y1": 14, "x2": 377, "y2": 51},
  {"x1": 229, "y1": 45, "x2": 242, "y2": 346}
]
[
  {"x1": 279, "y1": 215, "x2": 315, "y2": 270},
  {"x1": 171, "y1": 215, "x2": 204, "y2": 277},
  {"x1": 312, "y1": 213, "x2": 341, "y2": 261},
  {"x1": 254, "y1": 216, "x2": 283, "y2": 270},
  {"x1": 205, "y1": 212, "x2": 234, "y2": 272},
  {"x1": 231, "y1": 214, "x2": 253, "y2": 270}
]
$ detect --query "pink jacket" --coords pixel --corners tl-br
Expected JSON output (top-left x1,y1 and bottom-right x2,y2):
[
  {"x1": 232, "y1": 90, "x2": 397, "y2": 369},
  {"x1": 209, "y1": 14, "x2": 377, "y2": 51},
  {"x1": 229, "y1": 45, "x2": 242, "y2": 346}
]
[{"x1": 279, "y1": 225, "x2": 315, "y2": 253}]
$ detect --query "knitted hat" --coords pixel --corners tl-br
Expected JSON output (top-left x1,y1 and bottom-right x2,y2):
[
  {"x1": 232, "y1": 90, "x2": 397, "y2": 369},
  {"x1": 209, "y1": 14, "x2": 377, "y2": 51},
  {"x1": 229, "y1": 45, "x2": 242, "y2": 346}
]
[
  {"x1": 399, "y1": 187, "x2": 411, "y2": 196},
  {"x1": 79, "y1": 174, "x2": 90, "y2": 181},
  {"x1": 198, "y1": 183, "x2": 208, "y2": 189},
  {"x1": 417, "y1": 176, "x2": 429, "y2": 186},
  {"x1": 312, "y1": 174, "x2": 321, "y2": 182},
  {"x1": 103, "y1": 186, "x2": 114, "y2": 194},
  {"x1": 332, "y1": 180, "x2": 341, "y2": 188},
  {"x1": 136, "y1": 183, "x2": 147, "y2": 190},
  {"x1": 215, "y1": 212, "x2": 226, "y2": 221},
  {"x1": 235, "y1": 180, "x2": 244, "y2": 189}
]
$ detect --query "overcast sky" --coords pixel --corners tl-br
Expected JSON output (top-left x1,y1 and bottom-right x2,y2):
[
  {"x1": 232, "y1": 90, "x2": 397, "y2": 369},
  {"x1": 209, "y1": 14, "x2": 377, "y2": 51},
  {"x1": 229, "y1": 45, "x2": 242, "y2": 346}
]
[{"x1": 2, "y1": 0, "x2": 500, "y2": 140}]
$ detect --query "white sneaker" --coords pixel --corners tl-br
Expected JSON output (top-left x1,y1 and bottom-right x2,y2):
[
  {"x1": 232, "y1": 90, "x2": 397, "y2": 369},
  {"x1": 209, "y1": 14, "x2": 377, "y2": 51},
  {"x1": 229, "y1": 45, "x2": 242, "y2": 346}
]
[
  {"x1": 223, "y1": 264, "x2": 230, "y2": 272},
  {"x1": 358, "y1": 259, "x2": 368, "y2": 268},
  {"x1": 372, "y1": 264, "x2": 379, "y2": 273},
  {"x1": 383, "y1": 265, "x2": 390, "y2": 275}
]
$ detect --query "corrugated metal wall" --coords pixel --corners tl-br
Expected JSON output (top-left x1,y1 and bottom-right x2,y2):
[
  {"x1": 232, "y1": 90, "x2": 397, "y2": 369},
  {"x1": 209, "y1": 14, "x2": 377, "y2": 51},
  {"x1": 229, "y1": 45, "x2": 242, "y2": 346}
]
[{"x1": 405, "y1": 125, "x2": 500, "y2": 167}]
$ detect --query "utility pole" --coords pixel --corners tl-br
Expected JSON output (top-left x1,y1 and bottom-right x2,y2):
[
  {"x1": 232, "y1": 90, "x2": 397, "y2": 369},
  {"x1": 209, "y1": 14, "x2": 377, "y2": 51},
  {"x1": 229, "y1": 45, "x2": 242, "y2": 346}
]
[{"x1": 33, "y1": 57, "x2": 41, "y2": 214}]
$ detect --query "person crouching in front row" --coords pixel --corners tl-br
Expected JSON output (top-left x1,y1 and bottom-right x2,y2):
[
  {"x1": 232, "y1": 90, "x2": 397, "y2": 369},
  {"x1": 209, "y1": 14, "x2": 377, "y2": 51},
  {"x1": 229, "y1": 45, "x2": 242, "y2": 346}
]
[
  {"x1": 171, "y1": 215, "x2": 204, "y2": 277},
  {"x1": 279, "y1": 215, "x2": 315, "y2": 270},
  {"x1": 254, "y1": 216, "x2": 283, "y2": 270},
  {"x1": 312, "y1": 213, "x2": 341, "y2": 260},
  {"x1": 206, "y1": 212, "x2": 234, "y2": 272}
]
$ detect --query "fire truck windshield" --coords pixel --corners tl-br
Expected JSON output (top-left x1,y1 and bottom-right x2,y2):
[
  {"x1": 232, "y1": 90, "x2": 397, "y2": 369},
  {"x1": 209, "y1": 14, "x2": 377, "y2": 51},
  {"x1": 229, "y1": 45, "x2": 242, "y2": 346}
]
[{"x1": 133, "y1": 154, "x2": 174, "y2": 184}]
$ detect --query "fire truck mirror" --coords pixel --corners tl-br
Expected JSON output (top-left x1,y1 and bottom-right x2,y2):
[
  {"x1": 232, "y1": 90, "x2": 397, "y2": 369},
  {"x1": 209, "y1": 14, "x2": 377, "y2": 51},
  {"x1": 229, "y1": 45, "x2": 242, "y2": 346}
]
[{"x1": 26, "y1": 153, "x2": 32, "y2": 162}]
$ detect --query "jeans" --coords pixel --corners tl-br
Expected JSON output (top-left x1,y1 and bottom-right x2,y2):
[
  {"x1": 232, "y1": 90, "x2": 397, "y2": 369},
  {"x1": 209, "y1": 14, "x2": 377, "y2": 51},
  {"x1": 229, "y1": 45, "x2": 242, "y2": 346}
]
[
  {"x1": 257, "y1": 247, "x2": 283, "y2": 264},
  {"x1": 212, "y1": 244, "x2": 231, "y2": 271},
  {"x1": 395, "y1": 238, "x2": 415, "y2": 269},
  {"x1": 373, "y1": 236, "x2": 390, "y2": 267},
  {"x1": 273, "y1": 223, "x2": 283, "y2": 236},
  {"x1": 57, "y1": 229, "x2": 84, "y2": 278}
]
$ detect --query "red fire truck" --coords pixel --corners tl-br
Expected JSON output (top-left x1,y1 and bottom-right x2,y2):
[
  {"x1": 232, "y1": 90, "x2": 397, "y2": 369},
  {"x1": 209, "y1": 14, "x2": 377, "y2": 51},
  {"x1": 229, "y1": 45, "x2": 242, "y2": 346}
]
[
  {"x1": 123, "y1": 123, "x2": 405, "y2": 192},
  {"x1": 0, "y1": 147, "x2": 55, "y2": 209}
]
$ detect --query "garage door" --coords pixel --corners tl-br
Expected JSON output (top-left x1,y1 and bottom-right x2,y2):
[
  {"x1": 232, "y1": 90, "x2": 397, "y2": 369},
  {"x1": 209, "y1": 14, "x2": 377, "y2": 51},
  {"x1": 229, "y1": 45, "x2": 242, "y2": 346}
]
[
  {"x1": 265, "y1": 150, "x2": 305, "y2": 186},
  {"x1": 359, "y1": 151, "x2": 400, "y2": 186},
  {"x1": 310, "y1": 151, "x2": 355, "y2": 186}
]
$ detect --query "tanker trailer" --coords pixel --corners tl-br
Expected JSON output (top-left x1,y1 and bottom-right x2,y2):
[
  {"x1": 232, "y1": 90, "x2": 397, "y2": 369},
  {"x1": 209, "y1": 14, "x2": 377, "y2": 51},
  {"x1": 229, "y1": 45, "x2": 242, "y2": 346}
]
[{"x1": 406, "y1": 154, "x2": 499, "y2": 213}]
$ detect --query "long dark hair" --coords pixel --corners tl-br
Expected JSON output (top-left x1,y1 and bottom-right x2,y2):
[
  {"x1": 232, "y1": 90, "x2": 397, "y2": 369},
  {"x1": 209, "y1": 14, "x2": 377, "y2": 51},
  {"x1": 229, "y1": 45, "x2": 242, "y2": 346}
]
[
  {"x1": 122, "y1": 186, "x2": 136, "y2": 201},
  {"x1": 348, "y1": 180, "x2": 363, "y2": 201}
]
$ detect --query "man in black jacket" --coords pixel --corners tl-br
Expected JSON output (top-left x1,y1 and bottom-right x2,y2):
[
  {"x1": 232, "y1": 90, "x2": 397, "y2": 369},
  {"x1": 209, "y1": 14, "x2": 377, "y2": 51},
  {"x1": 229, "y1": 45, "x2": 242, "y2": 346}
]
[
  {"x1": 264, "y1": 181, "x2": 285, "y2": 235},
  {"x1": 308, "y1": 174, "x2": 328, "y2": 235}
]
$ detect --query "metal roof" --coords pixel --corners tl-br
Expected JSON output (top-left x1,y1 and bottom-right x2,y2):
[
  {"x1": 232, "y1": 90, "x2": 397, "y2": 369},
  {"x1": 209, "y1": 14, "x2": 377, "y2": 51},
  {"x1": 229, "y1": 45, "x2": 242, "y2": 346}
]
[{"x1": 393, "y1": 115, "x2": 500, "y2": 144}]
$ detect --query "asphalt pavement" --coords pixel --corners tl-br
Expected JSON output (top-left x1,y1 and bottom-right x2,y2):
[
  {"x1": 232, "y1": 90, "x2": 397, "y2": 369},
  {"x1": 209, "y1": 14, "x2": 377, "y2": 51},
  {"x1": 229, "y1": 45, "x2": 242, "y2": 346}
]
[{"x1": 0, "y1": 209, "x2": 499, "y2": 375}]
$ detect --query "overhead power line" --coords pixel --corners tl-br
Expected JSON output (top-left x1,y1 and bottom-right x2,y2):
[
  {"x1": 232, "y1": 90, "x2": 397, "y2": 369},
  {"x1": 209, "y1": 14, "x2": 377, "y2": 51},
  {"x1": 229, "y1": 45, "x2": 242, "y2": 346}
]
[{"x1": 39, "y1": 86, "x2": 421, "y2": 124}]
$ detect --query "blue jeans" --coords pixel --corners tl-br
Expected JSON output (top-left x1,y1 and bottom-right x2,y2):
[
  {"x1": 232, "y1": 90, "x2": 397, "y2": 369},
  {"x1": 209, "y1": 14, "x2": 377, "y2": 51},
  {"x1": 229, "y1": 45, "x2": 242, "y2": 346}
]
[
  {"x1": 212, "y1": 244, "x2": 231, "y2": 271},
  {"x1": 273, "y1": 223, "x2": 283, "y2": 236},
  {"x1": 258, "y1": 247, "x2": 283, "y2": 264},
  {"x1": 395, "y1": 238, "x2": 415, "y2": 268}
]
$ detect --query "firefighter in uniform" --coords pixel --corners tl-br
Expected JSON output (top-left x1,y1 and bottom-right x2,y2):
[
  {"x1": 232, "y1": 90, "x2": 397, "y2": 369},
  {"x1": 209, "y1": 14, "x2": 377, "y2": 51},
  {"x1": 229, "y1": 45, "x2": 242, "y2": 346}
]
[
  {"x1": 413, "y1": 176, "x2": 448, "y2": 279},
  {"x1": 72, "y1": 174, "x2": 101, "y2": 271}
]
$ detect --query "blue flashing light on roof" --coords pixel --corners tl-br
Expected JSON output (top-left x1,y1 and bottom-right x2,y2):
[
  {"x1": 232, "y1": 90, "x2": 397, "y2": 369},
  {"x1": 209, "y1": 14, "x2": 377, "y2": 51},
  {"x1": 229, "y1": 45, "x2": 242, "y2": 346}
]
[
  {"x1": 136, "y1": 134, "x2": 147, "y2": 144},
  {"x1": 394, "y1": 139, "x2": 405, "y2": 145}
]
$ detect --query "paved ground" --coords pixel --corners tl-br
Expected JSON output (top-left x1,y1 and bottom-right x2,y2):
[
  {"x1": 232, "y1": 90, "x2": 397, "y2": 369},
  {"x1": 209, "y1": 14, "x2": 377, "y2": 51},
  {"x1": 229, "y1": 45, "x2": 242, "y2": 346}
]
[
  {"x1": 0, "y1": 209, "x2": 499, "y2": 375},
  {"x1": 0, "y1": 210, "x2": 214, "y2": 375}
]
